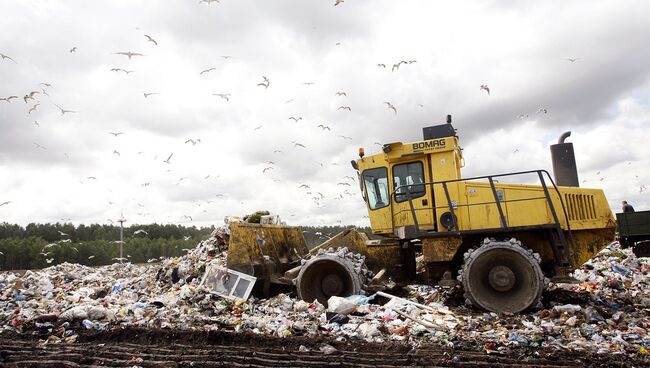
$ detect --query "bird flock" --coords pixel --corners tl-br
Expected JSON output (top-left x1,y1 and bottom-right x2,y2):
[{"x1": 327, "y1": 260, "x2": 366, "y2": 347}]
[{"x1": 0, "y1": 1, "x2": 644, "y2": 227}]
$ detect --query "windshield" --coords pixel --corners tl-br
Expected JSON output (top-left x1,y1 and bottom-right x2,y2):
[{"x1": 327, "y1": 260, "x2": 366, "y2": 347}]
[{"x1": 362, "y1": 167, "x2": 389, "y2": 210}]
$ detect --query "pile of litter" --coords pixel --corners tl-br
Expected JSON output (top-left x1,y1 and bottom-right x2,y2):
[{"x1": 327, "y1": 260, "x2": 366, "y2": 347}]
[{"x1": 0, "y1": 235, "x2": 648, "y2": 356}]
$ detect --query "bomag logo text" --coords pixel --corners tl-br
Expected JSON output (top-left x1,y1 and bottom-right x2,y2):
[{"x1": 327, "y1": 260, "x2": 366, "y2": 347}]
[{"x1": 412, "y1": 139, "x2": 446, "y2": 151}]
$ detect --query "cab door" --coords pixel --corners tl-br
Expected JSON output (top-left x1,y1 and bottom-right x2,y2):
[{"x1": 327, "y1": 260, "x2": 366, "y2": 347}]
[
  {"x1": 361, "y1": 166, "x2": 393, "y2": 234},
  {"x1": 390, "y1": 158, "x2": 435, "y2": 231}
]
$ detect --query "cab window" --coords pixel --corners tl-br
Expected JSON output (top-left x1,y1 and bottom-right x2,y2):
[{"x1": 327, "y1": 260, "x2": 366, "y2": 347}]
[
  {"x1": 362, "y1": 167, "x2": 389, "y2": 210},
  {"x1": 393, "y1": 161, "x2": 426, "y2": 202}
]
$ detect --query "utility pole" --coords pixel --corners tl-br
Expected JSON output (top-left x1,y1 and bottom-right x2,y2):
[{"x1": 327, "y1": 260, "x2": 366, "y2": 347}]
[{"x1": 117, "y1": 211, "x2": 126, "y2": 264}]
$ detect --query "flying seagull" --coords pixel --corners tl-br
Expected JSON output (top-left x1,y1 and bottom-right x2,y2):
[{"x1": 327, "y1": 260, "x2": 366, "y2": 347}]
[
  {"x1": 384, "y1": 101, "x2": 397, "y2": 114},
  {"x1": 565, "y1": 57, "x2": 581, "y2": 63},
  {"x1": 28, "y1": 103, "x2": 40, "y2": 114},
  {"x1": 133, "y1": 229, "x2": 149, "y2": 236},
  {"x1": 201, "y1": 67, "x2": 216, "y2": 75},
  {"x1": 143, "y1": 92, "x2": 157, "y2": 98},
  {"x1": 377, "y1": 63, "x2": 386, "y2": 68},
  {"x1": 339, "y1": 135, "x2": 352, "y2": 140},
  {"x1": 69, "y1": 47, "x2": 77, "y2": 53},
  {"x1": 289, "y1": 116, "x2": 302, "y2": 122},
  {"x1": 335, "y1": 92, "x2": 347, "y2": 97},
  {"x1": 163, "y1": 153, "x2": 173, "y2": 164},
  {"x1": 480, "y1": 84, "x2": 490, "y2": 95},
  {"x1": 537, "y1": 108, "x2": 548, "y2": 114},
  {"x1": 254, "y1": 125, "x2": 263, "y2": 130},
  {"x1": 0, "y1": 201, "x2": 11, "y2": 207},
  {"x1": 293, "y1": 142, "x2": 306, "y2": 148},
  {"x1": 0, "y1": 53, "x2": 17, "y2": 63},
  {"x1": 338, "y1": 106, "x2": 351, "y2": 111},
  {"x1": 114, "y1": 51, "x2": 145, "y2": 59},
  {"x1": 113, "y1": 149, "x2": 120, "y2": 156},
  {"x1": 110, "y1": 68, "x2": 134, "y2": 74},
  {"x1": 0, "y1": 96, "x2": 19, "y2": 102},
  {"x1": 334, "y1": 0, "x2": 344, "y2": 5},
  {"x1": 317, "y1": 124, "x2": 331, "y2": 131},
  {"x1": 199, "y1": 0, "x2": 220, "y2": 4},
  {"x1": 257, "y1": 76, "x2": 270, "y2": 89},
  {"x1": 33, "y1": 142, "x2": 47, "y2": 150},
  {"x1": 213, "y1": 93, "x2": 231, "y2": 101},
  {"x1": 108, "y1": 132, "x2": 125, "y2": 137},
  {"x1": 53, "y1": 103, "x2": 78, "y2": 115},
  {"x1": 185, "y1": 138, "x2": 201, "y2": 145},
  {"x1": 144, "y1": 35, "x2": 158, "y2": 46},
  {"x1": 262, "y1": 167, "x2": 274, "y2": 173},
  {"x1": 23, "y1": 91, "x2": 40, "y2": 103}
]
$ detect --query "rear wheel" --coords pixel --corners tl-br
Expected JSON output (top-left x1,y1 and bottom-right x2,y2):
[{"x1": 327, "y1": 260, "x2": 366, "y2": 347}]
[{"x1": 459, "y1": 238, "x2": 545, "y2": 314}]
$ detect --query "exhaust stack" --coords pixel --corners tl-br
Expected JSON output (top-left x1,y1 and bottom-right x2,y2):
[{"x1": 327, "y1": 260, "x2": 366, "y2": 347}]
[{"x1": 550, "y1": 131, "x2": 579, "y2": 187}]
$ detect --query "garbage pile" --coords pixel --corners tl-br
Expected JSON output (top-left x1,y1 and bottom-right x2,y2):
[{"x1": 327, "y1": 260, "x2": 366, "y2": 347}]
[{"x1": 0, "y1": 236, "x2": 648, "y2": 356}]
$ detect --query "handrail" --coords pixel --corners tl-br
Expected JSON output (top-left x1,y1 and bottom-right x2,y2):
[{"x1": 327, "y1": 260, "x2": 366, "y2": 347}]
[{"x1": 389, "y1": 169, "x2": 575, "y2": 265}]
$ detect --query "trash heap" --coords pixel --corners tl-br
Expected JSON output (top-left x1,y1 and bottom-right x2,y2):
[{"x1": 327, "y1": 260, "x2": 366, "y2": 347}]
[{"x1": 0, "y1": 236, "x2": 648, "y2": 356}]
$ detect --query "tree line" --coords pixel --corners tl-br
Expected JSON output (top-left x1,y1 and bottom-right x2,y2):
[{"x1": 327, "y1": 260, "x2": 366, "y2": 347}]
[{"x1": 0, "y1": 222, "x2": 375, "y2": 271}]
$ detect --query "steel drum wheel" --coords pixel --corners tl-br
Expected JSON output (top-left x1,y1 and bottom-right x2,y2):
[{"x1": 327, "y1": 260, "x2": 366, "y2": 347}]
[{"x1": 459, "y1": 238, "x2": 545, "y2": 314}]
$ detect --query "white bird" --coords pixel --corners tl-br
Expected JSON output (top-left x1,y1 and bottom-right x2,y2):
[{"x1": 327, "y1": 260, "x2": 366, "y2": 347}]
[
  {"x1": 273, "y1": 150, "x2": 283, "y2": 154},
  {"x1": 339, "y1": 135, "x2": 352, "y2": 140},
  {"x1": 334, "y1": 0, "x2": 344, "y2": 5},
  {"x1": 33, "y1": 142, "x2": 47, "y2": 150},
  {"x1": 69, "y1": 46, "x2": 77, "y2": 53},
  {"x1": 53, "y1": 103, "x2": 78, "y2": 115},
  {"x1": 262, "y1": 166, "x2": 274, "y2": 173},
  {"x1": 114, "y1": 51, "x2": 145, "y2": 59},
  {"x1": 565, "y1": 57, "x2": 581, "y2": 63},
  {"x1": 201, "y1": 67, "x2": 216, "y2": 75},
  {"x1": 254, "y1": 125, "x2": 263, "y2": 130},
  {"x1": 213, "y1": 93, "x2": 231, "y2": 101},
  {"x1": 88, "y1": 255, "x2": 95, "y2": 260},
  {"x1": 257, "y1": 76, "x2": 270, "y2": 89},
  {"x1": 113, "y1": 149, "x2": 121, "y2": 156},
  {"x1": 0, "y1": 201, "x2": 11, "y2": 207},
  {"x1": 23, "y1": 91, "x2": 40, "y2": 103},
  {"x1": 163, "y1": 153, "x2": 173, "y2": 164},
  {"x1": 46, "y1": 258, "x2": 54, "y2": 264},
  {"x1": 0, "y1": 53, "x2": 17, "y2": 63},
  {"x1": 199, "y1": 0, "x2": 220, "y2": 4},
  {"x1": 338, "y1": 106, "x2": 351, "y2": 111},
  {"x1": 480, "y1": 85, "x2": 490, "y2": 95},
  {"x1": 537, "y1": 108, "x2": 548, "y2": 114},
  {"x1": 335, "y1": 92, "x2": 347, "y2": 97},
  {"x1": 133, "y1": 229, "x2": 149, "y2": 236},
  {"x1": 108, "y1": 132, "x2": 125, "y2": 137},
  {"x1": 185, "y1": 139, "x2": 201, "y2": 145},
  {"x1": 183, "y1": 215, "x2": 193, "y2": 221},
  {"x1": 384, "y1": 101, "x2": 397, "y2": 114},
  {"x1": 289, "y1": 116, "x2": 302, "y2": 122},
  {"x1": 110, "y1": 68, "x2": 134, "y2": 74},
  {"x1": 144, "y1": 35, "x2": 158, "y2": 46},
  {"x1": 58, "y1": 230, "x2": 70, "y2": 237},
  {"x1": 28, "y1": 103, "x2": 40, "y2": 114},
  {"x1": 317, "y1": 124, "x2": 331, "y2": 131},
  {"x1": 143, "y1": 92, "x2": 157, "y2": 98},
  {"x1": 377, "y1": 63, "x2": 386, "y2": 68},
  {"x1": 293, "y1": 142, "x2": 306, "y2": 148},
  {"x1": 0, "y1": 95, "x2": 19, "y2": 102}
]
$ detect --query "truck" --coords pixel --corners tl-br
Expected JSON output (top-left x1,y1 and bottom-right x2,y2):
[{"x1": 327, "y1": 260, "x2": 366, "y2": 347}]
[
  {"x1": 617, "y1": 210, "x2": 650, "y2": 257},
  {"x1": 225, "y1": 116, "x2": 617, "y2": 314}
]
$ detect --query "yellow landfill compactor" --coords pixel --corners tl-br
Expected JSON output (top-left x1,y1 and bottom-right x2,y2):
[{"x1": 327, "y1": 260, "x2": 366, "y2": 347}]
[{"x1": 227, "y1": 116, "x2": 616, "y2": 314}]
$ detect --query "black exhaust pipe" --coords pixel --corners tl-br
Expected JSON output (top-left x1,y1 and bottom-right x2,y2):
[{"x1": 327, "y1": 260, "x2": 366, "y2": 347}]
[{"x1": 550, "y1": 131, "x2": 579, "y2": 187}]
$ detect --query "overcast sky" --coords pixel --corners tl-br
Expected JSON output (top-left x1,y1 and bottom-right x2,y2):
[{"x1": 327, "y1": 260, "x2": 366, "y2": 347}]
[{"x1": 1, "y1": 0, "x2": 649, "y2": 228}]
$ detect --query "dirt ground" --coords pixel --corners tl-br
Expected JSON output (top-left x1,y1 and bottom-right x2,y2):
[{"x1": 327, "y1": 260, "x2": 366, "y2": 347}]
[{"x1": 0, "y1": 328, "x2": 647, "y2": 368}]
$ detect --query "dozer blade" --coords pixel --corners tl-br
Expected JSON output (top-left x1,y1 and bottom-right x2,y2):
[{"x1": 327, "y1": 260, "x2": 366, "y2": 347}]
[{"x1": 226, "y1": 222, "x2": 309, "y2": 285}]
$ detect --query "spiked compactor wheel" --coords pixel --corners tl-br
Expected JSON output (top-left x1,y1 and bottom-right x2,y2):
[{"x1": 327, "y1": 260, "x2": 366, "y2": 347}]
[
  {"x1": 296, "y1": 247, "x2": 372, "y2": 305},
  {"x1": 459, "y1": 238, "x2": 545, "y2": 314}
]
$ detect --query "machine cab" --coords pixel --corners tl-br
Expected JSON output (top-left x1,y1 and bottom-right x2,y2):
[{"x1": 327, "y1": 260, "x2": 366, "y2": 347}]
[{"x1": 353, "y1": 119, "x2": 464, "y2": 237}]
